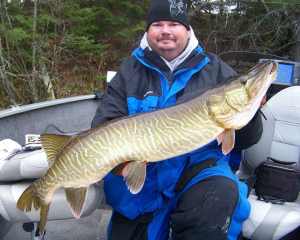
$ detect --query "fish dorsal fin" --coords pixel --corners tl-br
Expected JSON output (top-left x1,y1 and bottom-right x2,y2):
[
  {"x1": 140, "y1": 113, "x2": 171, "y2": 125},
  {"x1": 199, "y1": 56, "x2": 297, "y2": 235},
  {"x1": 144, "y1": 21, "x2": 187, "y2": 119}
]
[
  {"x1": 64, "y1": 187, "x2": 88, "y2": 219},
  {"x1": 40, "y1": 134, "x2": 72, "y2": 167},
  {"x1": 217, "y1": 129, "x2": 235, "y2": 156},
  {"x1": 123, "y1": 161, "x2": 147, "y2": 194}
]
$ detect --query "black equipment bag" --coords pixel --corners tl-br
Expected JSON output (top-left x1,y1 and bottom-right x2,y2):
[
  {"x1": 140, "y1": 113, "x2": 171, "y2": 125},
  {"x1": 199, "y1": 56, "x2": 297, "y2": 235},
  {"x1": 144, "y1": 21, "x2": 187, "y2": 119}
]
[{"x1": 255, "y1": 157, "x2": 300, "y2": 202}]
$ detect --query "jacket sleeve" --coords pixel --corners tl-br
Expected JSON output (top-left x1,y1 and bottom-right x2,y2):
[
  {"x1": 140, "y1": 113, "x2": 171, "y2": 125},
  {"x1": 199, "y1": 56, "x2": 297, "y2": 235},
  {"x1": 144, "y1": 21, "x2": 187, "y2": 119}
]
[
  {"x1": 91, "y1": 65, "x2": 129, "y2": 128},
  {"x1": 233, "y1": 111, "x2": 263, "y2": 152}
]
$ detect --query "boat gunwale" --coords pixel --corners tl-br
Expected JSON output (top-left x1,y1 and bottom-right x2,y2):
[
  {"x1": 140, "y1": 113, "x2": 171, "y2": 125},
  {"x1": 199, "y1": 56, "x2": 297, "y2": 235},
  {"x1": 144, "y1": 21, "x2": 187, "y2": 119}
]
[{"x1": 0, "y1": 95, "x2": 97, "y2": 119}]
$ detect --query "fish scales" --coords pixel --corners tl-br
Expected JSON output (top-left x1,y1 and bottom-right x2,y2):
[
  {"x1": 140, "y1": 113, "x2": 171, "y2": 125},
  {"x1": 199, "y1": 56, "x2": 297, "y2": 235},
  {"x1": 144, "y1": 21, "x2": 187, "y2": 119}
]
[
  {"x1": 103, "y1": 99, "x2": 220, "y2": 162},
  {"x1": 16, "y1": 61, "x2": 279, "y2": 237},
  {"x1": 46, "y1": 100, "x2": 214, "y2": 173}
]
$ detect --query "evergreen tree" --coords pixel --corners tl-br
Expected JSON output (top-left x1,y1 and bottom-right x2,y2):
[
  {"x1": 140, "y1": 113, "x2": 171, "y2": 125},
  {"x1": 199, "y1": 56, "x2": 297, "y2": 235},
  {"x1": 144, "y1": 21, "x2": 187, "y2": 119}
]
[{"x1": 0, "y1": 0, "x2": 298, "y2": 109}]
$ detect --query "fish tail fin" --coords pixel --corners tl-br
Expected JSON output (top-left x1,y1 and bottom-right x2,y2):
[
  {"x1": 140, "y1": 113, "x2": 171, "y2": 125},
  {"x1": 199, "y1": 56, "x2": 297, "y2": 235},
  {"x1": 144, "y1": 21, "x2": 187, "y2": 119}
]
[
  {"x1": 17, "y1": 183, "x2": 50, "y2": 237},
  {"x1": 39, "y1": 204, "x2": 50, "y2": 237},
  {"x1": 17, "y1": 184, "x2": 41, "y2": 212}
]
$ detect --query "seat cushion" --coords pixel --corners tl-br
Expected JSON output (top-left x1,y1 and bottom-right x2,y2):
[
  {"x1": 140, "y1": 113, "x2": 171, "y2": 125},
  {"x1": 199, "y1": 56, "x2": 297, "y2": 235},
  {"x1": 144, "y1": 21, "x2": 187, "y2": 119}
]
[
  {"x1": 238, "y1": 87, "x2": 300, "y2": 239},
  {"x1": 242, "y1": 86, "x2": 300, "y2": 171},
  {"x1": 243, "y1": 190, "x2": 300, "y2": 240},
  {"x1": 0, "y1": 182, "x2": 102, "y2": 222},
  {"x1": 0, "y1": 149, "x2": 48, "y2": 182}
]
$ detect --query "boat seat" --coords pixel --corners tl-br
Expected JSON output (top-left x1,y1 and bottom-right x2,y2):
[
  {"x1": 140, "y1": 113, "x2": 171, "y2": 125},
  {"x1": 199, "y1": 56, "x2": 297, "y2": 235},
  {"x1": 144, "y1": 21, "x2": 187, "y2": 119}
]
[
  {"x1": 0, "y1": 182, "x2": 101, "y2": 223},
  {"x1": 0, "y1": 149, "x2": 48, "y2": 182},
  {"x1": 0, "y1": 148, "x2": 102, "y2": 223},
  {"x1": 236, "y1": 86, "x2": 300, "y2": 240}
]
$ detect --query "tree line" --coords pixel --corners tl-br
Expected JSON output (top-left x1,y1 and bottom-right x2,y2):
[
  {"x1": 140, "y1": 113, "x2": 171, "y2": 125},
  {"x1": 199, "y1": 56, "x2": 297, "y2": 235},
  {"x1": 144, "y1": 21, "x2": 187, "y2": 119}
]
[{"x1": 0, "y1": 0, "x2": 299, "y2": 109}]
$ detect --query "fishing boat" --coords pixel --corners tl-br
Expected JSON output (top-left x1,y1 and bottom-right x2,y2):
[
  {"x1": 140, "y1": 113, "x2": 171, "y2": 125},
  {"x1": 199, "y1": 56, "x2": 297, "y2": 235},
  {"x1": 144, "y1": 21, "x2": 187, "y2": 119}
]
[{"x1": 0, "y1": 93, "x2": 113, "y2": 240}]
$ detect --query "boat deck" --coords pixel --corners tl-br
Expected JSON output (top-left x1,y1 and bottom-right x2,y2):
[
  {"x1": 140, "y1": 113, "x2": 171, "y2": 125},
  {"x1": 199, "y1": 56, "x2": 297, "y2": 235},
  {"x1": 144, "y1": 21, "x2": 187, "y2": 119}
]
[{"x1": 0, "y1": 208, "x2": 112, "y2": 240}]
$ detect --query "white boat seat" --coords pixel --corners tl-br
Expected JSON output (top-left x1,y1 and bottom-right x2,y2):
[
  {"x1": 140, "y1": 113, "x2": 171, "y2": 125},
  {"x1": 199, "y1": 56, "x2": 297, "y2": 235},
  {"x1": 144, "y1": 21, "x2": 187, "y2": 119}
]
[
  {"x1": 243, "y1": 190, "x2": 300, "y2": 240},
  {"x1": 236, "y1": 86, "x2": 300, "y2": 240},
  {"x1": 0, "y1": 182, "x2": 101, "y2": 223},
  {"x1": 0, "y1": 149, "x2": 102, "y2": 223},
  {"x1": 0, "y1": 149, "x2": 48, "y2": 182}
]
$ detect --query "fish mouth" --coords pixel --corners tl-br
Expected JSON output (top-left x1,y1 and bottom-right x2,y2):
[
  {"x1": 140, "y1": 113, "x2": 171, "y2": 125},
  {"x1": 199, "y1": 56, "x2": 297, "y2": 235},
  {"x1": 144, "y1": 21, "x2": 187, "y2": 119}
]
[
  {"x1": 247, "y1": 61, "x2": 278, "y2": 98},
  {"x1": 270, "y1": 61, "x2": 278, "y2": 75},
  {"x1": 224, "y1": 61, "x2": 278, "y2": 113}
]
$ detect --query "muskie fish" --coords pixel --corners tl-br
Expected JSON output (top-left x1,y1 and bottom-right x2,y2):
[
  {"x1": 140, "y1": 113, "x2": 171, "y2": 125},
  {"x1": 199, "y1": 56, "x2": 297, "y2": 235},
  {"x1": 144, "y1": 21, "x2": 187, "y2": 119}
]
[{"x1": 17, "y1": 61, "x2": 278, "y2": 236}]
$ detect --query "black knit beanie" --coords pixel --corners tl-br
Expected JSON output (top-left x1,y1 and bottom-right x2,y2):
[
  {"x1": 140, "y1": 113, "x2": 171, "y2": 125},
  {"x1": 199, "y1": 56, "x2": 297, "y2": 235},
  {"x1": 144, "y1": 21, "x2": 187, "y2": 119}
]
[{"x1": 146, "y1": 0, "x2": 190, "y2": 31}]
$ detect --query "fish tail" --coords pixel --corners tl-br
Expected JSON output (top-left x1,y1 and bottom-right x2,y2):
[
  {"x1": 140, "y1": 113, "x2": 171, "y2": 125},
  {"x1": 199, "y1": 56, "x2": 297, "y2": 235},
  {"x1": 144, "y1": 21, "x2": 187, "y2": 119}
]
[
  {"x1": 38, "y1": 204, "x2": 50, "y2": 236},
  {"x1": 17, "y1": 183, "x2": 50, "y2": 237},
  {"x1": 17, "y1": 184, "x2": 41, "y2": 212}
]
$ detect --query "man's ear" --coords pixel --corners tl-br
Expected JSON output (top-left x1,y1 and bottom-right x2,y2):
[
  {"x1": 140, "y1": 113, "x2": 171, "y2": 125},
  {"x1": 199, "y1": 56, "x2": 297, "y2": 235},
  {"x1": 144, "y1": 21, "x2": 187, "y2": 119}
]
[{"x1": 187, "y1": 29, "x2": 191, "y2": 39}]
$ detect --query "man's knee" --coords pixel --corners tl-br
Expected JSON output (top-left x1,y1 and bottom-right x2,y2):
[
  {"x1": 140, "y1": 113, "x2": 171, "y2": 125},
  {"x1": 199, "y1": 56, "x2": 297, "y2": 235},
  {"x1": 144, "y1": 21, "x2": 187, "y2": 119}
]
[
  {"x1": 109, "y1": 211, "x2": 153, "y2": 240},
  {"x1": 171, "y1": 176, "x2": 240, "y2": 240}
]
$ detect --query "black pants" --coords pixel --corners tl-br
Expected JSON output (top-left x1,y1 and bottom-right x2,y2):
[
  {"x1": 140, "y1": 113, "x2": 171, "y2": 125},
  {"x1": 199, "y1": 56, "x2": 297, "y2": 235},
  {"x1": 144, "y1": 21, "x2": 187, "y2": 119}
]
[
  {"x1": 171, "y1": 176, "x2": 239, "y2": 240},
  {"x1": 109, "y1": 176, "x2": 240, "y2": 240}
]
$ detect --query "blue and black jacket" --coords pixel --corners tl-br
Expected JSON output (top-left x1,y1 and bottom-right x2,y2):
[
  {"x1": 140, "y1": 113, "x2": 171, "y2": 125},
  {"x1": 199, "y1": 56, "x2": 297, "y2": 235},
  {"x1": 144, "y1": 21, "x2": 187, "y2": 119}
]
[
  {"x1": 91, "y1": 45, "x2": 262, "y2": 239},
  {"x1": 92, "y1": 46, "x2": 237, "y2": 126}
]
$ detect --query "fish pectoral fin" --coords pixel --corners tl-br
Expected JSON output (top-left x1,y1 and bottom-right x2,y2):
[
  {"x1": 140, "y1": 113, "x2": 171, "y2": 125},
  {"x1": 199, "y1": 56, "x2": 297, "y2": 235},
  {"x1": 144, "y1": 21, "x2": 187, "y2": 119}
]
[
  {"x1": 40, "y1": 134, "x2": 72, "y2": 167},
  {"x1": 123, "y1": 161, "x2": 147, "y2": 194},
  {"x1": 64, "y1": 187, "x2": 88, "y2": 219},
  {"x1": 217, "y1": 129, "x2": 235, "y2": 156}
]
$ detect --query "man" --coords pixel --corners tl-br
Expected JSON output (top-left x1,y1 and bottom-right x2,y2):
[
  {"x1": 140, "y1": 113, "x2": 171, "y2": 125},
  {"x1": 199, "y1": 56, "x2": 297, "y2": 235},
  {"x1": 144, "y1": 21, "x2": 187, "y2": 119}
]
[{"x1": 91, "y1": 0, "x2": 262, "y2": 239}]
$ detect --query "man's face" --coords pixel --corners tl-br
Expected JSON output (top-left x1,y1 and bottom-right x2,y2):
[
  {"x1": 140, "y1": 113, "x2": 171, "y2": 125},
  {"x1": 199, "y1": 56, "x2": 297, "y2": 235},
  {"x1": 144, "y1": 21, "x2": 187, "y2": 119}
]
[{"x1": 147, "y1": 21, "x2": 190, "y2": 62}]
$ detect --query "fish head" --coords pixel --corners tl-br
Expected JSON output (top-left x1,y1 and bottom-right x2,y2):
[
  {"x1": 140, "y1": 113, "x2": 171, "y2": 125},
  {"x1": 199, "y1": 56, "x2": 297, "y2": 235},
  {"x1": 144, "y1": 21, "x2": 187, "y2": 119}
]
[
  {"x1": 226, "y1": 61, "x2": 278, "y2": 111},
  {"x1": 208, "y1": 61, "x2": 278, "y2": 129}
]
